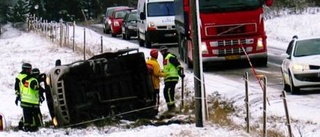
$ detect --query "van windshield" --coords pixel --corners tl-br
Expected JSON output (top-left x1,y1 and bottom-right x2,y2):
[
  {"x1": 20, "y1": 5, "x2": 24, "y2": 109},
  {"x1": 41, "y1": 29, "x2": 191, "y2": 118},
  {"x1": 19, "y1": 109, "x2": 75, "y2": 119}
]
[{"x1": 147, "y1": 2, "x2": 175, "y2": 17}]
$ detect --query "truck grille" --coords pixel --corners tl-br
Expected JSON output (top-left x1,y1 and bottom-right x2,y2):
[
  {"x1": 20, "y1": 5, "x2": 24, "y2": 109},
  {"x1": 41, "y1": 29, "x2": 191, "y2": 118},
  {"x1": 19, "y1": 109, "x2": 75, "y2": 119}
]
[
  {"x1": 205, "y1": 23, "x2": 257, "y2": 36},
  {"x1": 211, "y1": 39, "x2": 254, "y2": 55}
]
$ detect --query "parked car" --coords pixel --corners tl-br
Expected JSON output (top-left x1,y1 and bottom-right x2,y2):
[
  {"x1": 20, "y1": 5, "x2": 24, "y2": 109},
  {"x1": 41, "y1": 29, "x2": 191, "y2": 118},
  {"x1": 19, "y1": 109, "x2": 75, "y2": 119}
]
[
  {"x1": 281, "y1": 37, "x2": 320, "y2": 94},
  {"x1": 122, "y1": 10, "x2": 138, "y2": 40},
  {"x1": 110, "y1": 8, "x2": 134, "y2": 37},
  {"x1": 44, "y1": 48, "x2": 157, "y2": 127},
  {"x1": 103, "y1": 6, "x2": 129, "y2": 34}
]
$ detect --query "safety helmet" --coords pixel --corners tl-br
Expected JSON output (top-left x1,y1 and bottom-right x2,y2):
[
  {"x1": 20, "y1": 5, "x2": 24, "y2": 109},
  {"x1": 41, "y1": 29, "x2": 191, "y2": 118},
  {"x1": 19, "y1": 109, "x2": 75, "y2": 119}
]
[
  {"x1": 22, "y1": 63, "x2": 32, "y2": 71},
  {"x1": 31, "y1": 68, "x2": 40, "y2": 75},
  {"x1": 150, "y1": 49, "x2": 158, "y2": 59},
  {"x1": 159, "y1": 46, "x2": 168, "y2": 52}
]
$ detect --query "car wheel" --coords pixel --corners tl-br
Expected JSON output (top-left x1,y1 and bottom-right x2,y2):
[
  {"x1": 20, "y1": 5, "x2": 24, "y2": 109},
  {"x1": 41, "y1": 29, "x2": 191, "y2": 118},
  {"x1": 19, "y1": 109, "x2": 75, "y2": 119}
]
[
  {"x1": 105, "y1": 28, "x2": 110, "y2": 34},
  {"x1": 289, "y1": 72, "x2": 300, "y2": 95},
  {"x1": 281, "y1": 71, "x2": 290, "y2": 92},
  {"x1": 126, "y1": 30, "x2": 131, "y2": 40},
  {"x1": 111, "y1": 33, "x2": 116, "y2": 37}
]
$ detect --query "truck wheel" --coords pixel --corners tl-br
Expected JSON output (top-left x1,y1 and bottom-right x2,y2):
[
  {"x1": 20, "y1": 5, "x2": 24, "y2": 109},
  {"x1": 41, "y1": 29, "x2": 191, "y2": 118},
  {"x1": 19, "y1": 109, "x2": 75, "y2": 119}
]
[
  {"x1": 178, "y1": 35, "x2": 184, "y2": 60},
  {"x1": 255, "y1": 57, "x2": 268, "y2": 67},
  {"x1": 187, "y1": 57, "x2": 193, "y2": 69}
]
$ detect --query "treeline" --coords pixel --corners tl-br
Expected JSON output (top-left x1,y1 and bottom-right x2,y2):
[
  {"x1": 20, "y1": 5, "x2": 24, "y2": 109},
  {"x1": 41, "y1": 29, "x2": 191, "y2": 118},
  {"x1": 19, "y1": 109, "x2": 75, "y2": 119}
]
[{"x1": 1, "y1": 0, "x2": 320, "y2": 23}]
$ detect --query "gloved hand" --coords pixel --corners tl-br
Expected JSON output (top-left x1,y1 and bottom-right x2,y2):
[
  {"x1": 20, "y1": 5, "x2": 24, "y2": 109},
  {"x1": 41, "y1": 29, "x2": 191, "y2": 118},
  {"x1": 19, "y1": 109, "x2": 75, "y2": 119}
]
[
  {"x1": 178, "y1": 67, "x2": 185, "y2": 78},
  {"x1": 40, "y1": 94, "x2": 45, "y2": 103},
  {"x1": 15, "y1": 95, "x2": 20, "y2": 106}
]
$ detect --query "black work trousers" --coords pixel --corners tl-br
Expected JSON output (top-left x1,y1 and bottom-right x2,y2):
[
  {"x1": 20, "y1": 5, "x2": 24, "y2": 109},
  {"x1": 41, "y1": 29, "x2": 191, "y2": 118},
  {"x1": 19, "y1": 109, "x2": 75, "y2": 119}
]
[
  {"x1": 163, "y1": 81, "x2": 178, "y2": 111},
  {"x1": 154, "y1": 89, "x2": 160, "y2": 110},
  {"x1": 22, "y1": 105, "x2": 42, "y2": 132}
]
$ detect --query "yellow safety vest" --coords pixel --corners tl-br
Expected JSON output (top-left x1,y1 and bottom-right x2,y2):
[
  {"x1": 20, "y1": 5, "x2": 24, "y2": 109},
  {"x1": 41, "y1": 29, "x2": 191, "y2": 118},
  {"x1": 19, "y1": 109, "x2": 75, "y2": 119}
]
[{"x1": 20, "y1": 78, "x2": 40, "y2": 105}]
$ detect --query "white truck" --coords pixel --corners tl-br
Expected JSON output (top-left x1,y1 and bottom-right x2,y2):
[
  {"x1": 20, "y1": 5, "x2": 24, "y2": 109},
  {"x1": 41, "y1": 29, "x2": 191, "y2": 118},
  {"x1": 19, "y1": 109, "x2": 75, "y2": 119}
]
[{"x1": 137, "y1": 0, "x2": 178, "y2": 48}]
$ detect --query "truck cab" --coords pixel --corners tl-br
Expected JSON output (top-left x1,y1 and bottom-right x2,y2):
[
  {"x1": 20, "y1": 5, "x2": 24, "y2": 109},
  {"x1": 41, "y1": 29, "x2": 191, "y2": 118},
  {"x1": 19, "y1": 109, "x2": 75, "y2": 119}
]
[{"x1": 175, "y1": 0, "x2": 273, "y2": 68}]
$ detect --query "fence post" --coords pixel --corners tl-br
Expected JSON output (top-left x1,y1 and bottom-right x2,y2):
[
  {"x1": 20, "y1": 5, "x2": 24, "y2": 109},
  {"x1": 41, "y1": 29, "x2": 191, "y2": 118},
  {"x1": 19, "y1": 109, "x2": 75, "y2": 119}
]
[
  {"x1": 84, "y1": 28, "x2": 86, "y2": 60},
  {"x1": 101, "y1": 36, "x2": 103, "y2": 53},
  {"x1": 258, "y1": 75, "x2": 267, "y2": 137},
  {"x1": 73, "y1": 21, "x2": 75, "y2": 51},
  {"x1": 282, "y1": 91, "x2": 293, "y2": 137},
  {"x1": 65, "y1": 23, "x2": 68, "y2": 47},
  {"x1": 244, "y1": 72, "x2": 250, "y2": 133},
  {"x1": 59, "y1": 19, "x2": 63, "y2": 47}
]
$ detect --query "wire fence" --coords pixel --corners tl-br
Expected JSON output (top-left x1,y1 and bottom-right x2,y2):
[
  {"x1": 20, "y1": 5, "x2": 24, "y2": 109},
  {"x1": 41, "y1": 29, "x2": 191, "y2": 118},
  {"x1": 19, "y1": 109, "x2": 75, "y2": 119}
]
[{"x1": 27, "y1": 16, "x2": 109, "y2": 60}]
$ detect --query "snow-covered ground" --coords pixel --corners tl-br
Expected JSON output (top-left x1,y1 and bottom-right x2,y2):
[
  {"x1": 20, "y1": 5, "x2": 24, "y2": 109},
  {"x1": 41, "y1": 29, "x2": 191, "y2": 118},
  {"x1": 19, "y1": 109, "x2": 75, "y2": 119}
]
[{"x1": 1, "y1": 10, "x2": 320, "y2": 137}]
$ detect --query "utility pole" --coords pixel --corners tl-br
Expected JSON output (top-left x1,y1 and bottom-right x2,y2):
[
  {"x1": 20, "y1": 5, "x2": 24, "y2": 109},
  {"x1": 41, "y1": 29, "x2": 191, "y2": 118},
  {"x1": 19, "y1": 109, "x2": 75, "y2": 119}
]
[{"x1": 190, "y1": 0, "x2": 203, "y2": 127}]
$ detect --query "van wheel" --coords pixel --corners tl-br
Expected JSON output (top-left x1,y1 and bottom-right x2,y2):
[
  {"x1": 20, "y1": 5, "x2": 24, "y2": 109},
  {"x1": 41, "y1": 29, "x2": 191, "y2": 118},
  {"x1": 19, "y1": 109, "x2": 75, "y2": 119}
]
[
  {"x1": 138, "y1": 36, "x2": 144, "y2": 47},
  {"x1": 146, "y1": 41, "x2": 152, "y2": 48}
]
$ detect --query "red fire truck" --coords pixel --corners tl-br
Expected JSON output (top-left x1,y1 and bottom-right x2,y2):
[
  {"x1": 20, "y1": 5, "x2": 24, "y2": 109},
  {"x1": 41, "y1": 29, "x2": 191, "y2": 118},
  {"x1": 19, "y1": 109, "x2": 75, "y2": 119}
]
[{"x1": 174, "y1": 0, "x2": 273, "y2": 68}]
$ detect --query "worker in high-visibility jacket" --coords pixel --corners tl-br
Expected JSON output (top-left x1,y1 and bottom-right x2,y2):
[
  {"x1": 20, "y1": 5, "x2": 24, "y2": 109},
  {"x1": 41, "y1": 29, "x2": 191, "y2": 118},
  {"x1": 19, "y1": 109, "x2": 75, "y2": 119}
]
[
  {"x1": 14, "y1": 63, "x2": 32, "y2": 131},
  {"x1": 14, "y1": 63, "x2": 32, "y2": 104},
  {"x1": 19, "y1": 68, "x2": 43, "y2": 132},
  {"x1": 159, "y1": 46, "x2": 185, "y2": 112}
]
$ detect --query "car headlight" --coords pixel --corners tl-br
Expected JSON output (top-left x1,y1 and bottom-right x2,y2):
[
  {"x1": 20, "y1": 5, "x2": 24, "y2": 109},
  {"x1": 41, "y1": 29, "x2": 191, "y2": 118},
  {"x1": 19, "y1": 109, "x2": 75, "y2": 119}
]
[
  {"x1": 292, "y1": 63, "x2": 310, "y2": 71},
  {"x1": 46, "y1": 75, "x2": 51, "y2": 86}
]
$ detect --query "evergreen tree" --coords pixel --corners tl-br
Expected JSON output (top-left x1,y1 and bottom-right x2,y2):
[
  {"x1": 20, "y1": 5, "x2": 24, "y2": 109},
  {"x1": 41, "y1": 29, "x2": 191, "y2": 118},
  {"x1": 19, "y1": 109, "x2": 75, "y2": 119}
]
[{"x1": 6, "y1": 0, "x2": 31, "y2": 22}]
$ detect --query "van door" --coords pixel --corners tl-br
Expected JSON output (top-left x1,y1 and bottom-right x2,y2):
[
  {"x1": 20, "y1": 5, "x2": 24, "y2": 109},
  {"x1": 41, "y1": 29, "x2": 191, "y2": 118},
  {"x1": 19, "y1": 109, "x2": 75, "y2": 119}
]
[{"x1": 137, "y1": 1, "x2": 146, "y2": 41}]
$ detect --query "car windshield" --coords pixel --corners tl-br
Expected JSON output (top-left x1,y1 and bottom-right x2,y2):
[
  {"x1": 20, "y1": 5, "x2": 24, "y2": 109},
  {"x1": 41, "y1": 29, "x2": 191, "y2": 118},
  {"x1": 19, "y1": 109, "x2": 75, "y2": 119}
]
[
  {"x1": 107, "y1": 8, "x2": 115, "y2": 17},
  {"x1": 294, "y1": 39, "x2": 320, "y2": 57},
  {"x1": 147, "y1": 2, "x2": 175, "y2": 17},
  {"x1": 127, "y1": 12, "x2": 138, "y2": 21},
  {"x1": 199, "y1": 0, "x2": 263, "y2": 12},
  {"x1": 114, "y1": 10, "x2": 128, "y2": 19}
]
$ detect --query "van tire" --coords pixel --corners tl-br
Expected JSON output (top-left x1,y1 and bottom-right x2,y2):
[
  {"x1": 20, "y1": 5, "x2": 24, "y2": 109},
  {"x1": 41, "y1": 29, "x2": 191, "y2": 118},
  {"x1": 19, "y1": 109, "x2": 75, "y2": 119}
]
[
  {"x1": 138, "y1": 36, "x2": 145, "y2": 47},
  {"x1": 146, "y1": 41, "x2": 152, "y2": 48}
]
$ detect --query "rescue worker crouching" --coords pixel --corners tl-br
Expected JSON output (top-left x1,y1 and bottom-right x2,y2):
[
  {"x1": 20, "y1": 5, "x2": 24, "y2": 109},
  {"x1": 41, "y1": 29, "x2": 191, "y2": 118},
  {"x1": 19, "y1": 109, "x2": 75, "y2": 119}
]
[{"x1": 18, "y1": 68, "x2": 44, "y2": 132}]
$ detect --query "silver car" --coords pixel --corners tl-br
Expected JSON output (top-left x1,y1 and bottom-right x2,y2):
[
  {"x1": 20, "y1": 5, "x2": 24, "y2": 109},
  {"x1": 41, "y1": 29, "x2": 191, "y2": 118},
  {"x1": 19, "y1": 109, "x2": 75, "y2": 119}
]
[{"x1": 281, "y1": 37, "x2": 320, "y2": 94}]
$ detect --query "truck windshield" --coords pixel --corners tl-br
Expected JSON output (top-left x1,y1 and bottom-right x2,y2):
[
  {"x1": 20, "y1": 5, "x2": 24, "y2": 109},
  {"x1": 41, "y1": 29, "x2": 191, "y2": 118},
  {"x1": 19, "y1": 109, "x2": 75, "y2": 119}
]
[
  {"x1": 199, "y1": 0, "x2": 263, "y2": 12},
  {"x1": 147, "y1": 2, "x2": 175, "y2": 17}
]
